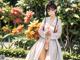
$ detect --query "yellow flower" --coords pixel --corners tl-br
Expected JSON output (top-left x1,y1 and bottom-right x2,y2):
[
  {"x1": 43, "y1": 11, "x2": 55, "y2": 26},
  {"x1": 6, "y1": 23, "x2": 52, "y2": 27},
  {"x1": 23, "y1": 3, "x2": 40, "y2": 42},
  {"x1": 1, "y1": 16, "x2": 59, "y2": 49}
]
[
  {"x1": 25, "y1": 20, "x2": 41, "y2": 40},
  {"x1": 30, "y1": 31, "x2": 35, "y2": 35},
  {"x1": 11, "y1": 28, "x2": 17, "y2": 35},
  {"x1": 2, "y1": 25, "x2": 10, "y2": 32}
]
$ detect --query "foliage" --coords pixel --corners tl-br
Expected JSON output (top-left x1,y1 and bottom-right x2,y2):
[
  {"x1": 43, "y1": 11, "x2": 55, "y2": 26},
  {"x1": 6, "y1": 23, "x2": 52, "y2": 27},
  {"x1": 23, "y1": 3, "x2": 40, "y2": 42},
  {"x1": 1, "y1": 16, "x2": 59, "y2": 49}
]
[
  {"x1": 58, "y1": 1, "x2": 80, "y2": 54},
  {"x1": 0, "y1": 48, "x2": 27, "y2": 58},
  {"x1": 12, "y1": 35, "x2": 36, "y2": 50},
  {"x1": 63, "y1": 51, "x2": 80, "y2": 60},
  {"x1": 16, "y1": 0, "x2": 48, "y2": 19},
  {"x1": 0, "y1": 48, "x2": 80, "y2": 59}
]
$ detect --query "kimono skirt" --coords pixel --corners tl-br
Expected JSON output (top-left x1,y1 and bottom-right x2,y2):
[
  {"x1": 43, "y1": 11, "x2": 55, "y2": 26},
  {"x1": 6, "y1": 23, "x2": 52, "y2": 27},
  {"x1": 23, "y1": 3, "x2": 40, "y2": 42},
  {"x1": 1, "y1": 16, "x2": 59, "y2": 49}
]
[{"x1": 25, "y1": 37, "x2": 63, "y2": 60}]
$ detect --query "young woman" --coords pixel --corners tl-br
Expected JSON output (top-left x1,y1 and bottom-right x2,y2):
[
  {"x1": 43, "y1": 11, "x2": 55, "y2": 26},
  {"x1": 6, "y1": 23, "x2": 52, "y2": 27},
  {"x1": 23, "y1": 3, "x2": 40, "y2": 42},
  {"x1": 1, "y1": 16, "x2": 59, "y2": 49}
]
[{"x1": 25, "y1": 1, "x2": 63, "y2": 60}]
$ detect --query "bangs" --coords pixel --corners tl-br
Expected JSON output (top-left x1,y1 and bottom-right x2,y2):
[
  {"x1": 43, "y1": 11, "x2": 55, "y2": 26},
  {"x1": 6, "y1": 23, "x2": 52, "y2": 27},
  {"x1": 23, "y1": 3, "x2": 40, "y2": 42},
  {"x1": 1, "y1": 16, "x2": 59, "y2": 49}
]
[{"x1": 46, "y1": 1, "x2": 57, "y2": 11}]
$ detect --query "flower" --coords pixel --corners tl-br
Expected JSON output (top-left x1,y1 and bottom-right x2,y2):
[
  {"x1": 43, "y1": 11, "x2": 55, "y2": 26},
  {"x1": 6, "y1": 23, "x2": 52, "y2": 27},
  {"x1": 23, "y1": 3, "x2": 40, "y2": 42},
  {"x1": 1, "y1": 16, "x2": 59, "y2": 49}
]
[
  {"x1": 11, "y1": 7, "x2": 22, "y2": 16},
  {"x1": 11, "y1": 25, "x2": 24, "y2": 35},
  {"x1": 25, "y1": 11, "x2": 34, "y2": 18},
  {"x1": 24, "y1": 11, "x2": 34, "y2": 23},
  {"x1": 12, "y1": 28, "x2": 17, "y2": 35},
  {"x1": 28, "y1": 20, "x2": 39, "y2": 27},
  {"x1": 24, "y1": 16, "x2": 30, "y2": 23},
  {"x1": 25, "y1": 30, "x2": 35, "y2": 39},
  {"x1": 17, "y1": 25, "x2": 24, "y2": 33},
  {"x1": 2, "y1": 25, "x2": 10, "y2": 32},
  {"x1": 25, "y1": 20, "x2": 41, "y2": 40},
  {"x1": 13, "y1": 18, "x2": 22, "y2": 24}
]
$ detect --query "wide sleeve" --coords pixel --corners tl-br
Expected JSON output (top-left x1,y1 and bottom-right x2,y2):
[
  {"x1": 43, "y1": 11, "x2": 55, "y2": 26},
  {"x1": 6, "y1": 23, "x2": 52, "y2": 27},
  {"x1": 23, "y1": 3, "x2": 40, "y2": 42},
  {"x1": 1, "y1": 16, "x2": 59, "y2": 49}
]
[
  {"x1": 50, "y1": 19, "x2": 62, "y2": 40},
  {"x1": 38, "y1": 19, "x2": 46, "y2": 38}
]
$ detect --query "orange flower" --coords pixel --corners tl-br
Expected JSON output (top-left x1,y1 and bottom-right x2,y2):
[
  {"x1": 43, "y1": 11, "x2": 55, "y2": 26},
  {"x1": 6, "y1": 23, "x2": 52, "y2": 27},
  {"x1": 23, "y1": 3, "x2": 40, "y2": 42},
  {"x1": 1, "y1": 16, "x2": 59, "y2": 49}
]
[
  {"x1": 17, "y1": 25, "x2": 24, "y2": 33},
  {"x1": 25, "y1": 30, "x2": 35, "y2": 39},
  {"x1": 11, "y1": 7, "x2": 22, "y2": 16},
  {"x1": 30, "y1": 31, "x2": 35, "y2": 35},
  {"x1": 37, "y1": 22, "x2": 41, "y2": 27},
  {"x1": 25, "y1": 20, "x2": 41, "y2": 40},
  {"x1": 28, "y1": 27, "x2": 33, "y2": 31},
  {"x1": 12, "y1": 28, "x2": 17, "y2": 35}
]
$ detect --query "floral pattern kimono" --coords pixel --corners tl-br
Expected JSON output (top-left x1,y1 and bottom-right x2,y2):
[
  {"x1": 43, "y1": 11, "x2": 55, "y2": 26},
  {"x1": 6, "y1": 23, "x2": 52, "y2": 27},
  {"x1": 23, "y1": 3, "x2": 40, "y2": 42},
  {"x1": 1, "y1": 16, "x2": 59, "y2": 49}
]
[{"x1": 25, "y1": 17, "x2": 63, "y2": 60}]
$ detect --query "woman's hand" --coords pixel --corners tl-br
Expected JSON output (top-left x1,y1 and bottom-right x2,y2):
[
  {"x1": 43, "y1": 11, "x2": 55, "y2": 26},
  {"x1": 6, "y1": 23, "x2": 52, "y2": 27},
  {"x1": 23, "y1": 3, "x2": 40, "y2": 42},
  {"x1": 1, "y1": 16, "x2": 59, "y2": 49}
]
[
  {"x1": 45, "y1": 31, "x2": 51, "y2": 37},
  {"x1": 45, "y1": 26, "x2": 51, "y2": 37}
]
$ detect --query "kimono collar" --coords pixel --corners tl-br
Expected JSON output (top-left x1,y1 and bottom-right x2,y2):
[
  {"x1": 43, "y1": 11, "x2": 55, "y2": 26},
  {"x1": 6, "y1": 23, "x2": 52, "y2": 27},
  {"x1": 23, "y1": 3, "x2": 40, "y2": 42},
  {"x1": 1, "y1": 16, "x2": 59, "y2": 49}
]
[{"x1": 48, "y1": 17, "x2": 57, "y2": 24}]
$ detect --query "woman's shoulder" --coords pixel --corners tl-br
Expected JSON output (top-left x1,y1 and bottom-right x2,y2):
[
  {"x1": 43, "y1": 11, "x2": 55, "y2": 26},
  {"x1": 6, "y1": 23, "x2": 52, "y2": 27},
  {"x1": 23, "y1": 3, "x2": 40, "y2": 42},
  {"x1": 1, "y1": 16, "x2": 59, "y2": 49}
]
[{"x1": 43, "y1": 17, "x2": 50, "y2": 20}]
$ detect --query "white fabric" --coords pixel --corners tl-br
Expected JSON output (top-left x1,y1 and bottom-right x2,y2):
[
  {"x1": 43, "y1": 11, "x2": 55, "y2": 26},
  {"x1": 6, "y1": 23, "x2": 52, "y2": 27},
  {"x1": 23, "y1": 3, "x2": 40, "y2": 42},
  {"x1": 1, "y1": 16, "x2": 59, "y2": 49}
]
[{"x1": 25, "y1": 17, "x2": 63, "y2": 60}]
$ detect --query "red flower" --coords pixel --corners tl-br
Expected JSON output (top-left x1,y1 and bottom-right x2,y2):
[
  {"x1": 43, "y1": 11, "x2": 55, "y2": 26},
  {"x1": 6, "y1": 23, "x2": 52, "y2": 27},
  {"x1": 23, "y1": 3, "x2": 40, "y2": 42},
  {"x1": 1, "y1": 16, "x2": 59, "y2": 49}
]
[{"x1": 13, "y1": 18, "x2": 22, "y2": 24}]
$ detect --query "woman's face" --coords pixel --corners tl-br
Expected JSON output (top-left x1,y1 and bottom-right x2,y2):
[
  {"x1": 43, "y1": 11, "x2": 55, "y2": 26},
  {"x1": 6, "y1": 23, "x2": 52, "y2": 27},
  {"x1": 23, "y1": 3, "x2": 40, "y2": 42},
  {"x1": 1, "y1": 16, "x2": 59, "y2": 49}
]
[{"x1": 47, "y1": 8, "x2": 56, "y2": 17}]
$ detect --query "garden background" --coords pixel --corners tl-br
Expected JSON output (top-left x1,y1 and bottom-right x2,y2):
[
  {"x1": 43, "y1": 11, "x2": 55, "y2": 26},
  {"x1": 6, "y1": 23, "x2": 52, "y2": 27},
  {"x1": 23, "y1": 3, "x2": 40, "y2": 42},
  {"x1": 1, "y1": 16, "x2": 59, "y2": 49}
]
[{"x1": 0, "y1": 0, "x2": 80, "y2": 60}]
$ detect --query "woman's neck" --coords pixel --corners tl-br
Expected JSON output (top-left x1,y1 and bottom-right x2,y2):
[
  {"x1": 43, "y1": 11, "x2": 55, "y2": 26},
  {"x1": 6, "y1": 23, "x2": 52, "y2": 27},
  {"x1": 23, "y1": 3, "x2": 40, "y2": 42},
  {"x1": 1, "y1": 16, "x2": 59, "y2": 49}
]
[{"x1": 50, "y1": 15, "x2": 56, "y2": 21}]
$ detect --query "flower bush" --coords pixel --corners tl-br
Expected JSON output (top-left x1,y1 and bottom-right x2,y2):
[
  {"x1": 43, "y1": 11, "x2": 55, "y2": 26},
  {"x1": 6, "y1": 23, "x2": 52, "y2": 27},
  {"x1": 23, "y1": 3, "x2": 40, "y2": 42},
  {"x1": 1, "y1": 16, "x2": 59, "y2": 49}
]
[
  {"x1": 0, "y1": 5, "x2": 34, "y2": 38},
  {"x1": 0, "y1": 4, "x2": 37, "y2": 50}
]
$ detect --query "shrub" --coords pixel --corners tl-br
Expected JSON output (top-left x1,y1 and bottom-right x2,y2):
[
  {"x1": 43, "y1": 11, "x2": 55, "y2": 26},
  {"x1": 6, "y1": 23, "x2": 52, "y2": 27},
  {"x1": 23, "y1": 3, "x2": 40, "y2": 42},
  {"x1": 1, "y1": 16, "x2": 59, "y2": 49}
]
[{"x1": 0, "y1": 48, "x2": 27, "y2": 58}]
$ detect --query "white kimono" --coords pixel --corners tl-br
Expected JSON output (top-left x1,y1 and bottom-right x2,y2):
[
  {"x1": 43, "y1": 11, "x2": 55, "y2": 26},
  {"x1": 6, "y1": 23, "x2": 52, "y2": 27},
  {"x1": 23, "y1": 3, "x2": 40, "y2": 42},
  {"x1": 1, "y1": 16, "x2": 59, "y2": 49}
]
[{"x1": 25, "y1": 17, "x2": 63, "y2": 60}]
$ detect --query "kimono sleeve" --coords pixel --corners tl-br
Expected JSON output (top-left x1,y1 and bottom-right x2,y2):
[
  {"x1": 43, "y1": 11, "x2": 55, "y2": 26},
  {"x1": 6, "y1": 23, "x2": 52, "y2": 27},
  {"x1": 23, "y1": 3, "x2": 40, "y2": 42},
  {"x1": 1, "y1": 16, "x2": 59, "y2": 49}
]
[
  {"x1": 38, "y1": 19, "x2": 46, "y2": 38},
  {"x1": 50, "y1": 19, "x2": 62, "y2": 39}
]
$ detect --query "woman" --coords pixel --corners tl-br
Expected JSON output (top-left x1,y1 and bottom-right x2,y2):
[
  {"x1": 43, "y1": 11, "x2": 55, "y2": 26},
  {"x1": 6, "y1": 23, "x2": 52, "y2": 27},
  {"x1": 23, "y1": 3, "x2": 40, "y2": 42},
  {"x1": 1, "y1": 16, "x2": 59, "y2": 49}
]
[{"x1": 25, "y1": 1, "x2": 63, "y2": 60}]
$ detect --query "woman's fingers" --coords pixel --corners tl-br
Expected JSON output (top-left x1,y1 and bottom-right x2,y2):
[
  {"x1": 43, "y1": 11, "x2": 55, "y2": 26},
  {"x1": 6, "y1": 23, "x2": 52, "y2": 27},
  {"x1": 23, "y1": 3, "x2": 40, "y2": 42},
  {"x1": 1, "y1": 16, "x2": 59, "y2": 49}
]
[{"x1": 45, "y1": 31, "x2": 51, "y2": 37}]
